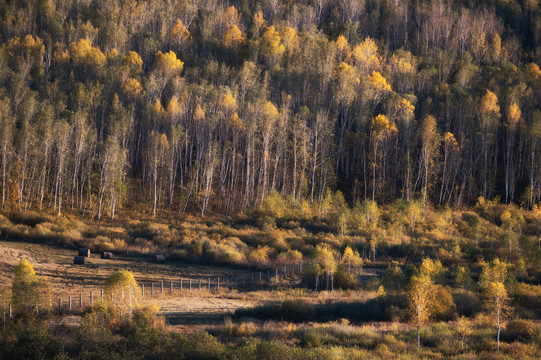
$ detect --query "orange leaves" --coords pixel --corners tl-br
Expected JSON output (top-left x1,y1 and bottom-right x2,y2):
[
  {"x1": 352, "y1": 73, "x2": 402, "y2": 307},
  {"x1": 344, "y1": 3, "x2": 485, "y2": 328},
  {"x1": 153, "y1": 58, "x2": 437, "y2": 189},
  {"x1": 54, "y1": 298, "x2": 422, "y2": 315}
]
[
  {"x1": 389, "y1": 54, "x2": 414, "y2": 74},
  {"x1": 263, "y1": 101, "x2": 280, "y2": 120},
  {"x1": 122, "y1": 51, "x2": 143, "y2": 75},
  {"x1": 351, "y1": 37, "x2": 380, "y2": 73},
  {"x1": 229, "y1": 112, "x2": 243, "y2": 129},
  {"x1": 280, "y1": 27, "x2": 298, "y2": 52},
  {"x1": 506, "y1": 102, "x2": 521, "y2": 129},
  {"x1": 167, "y1": 95, "x2": 183, "y2": 117},
  {"x1": 122, "y1": 78, "x2": 143, "y2": 99},
  {"x1": 223, "y1": 25, "x2": 245, "y2": 48},
  {"x1": 481, "y1": 89, "x2": 500, "y2": 117},
  {"x1": 193, "y1": 104, "x2": 205, "y2": 121},
  {"x1": 7, "y1": 35, "x2": 45, "y2": 66},
  {"x1": 169, "y1": 19, "x2": 191, "y2": 49},
  {"x1": 336, "y1": 35, "x2": 349, "y2": 53},
  {"x1": 252, "y1": 11, "x2": 266, "y2": 35},
  {"x1": 154, "y1": 50, "x2": 183, "y2": 78},
  {"x1": 333, "y1": 62, "x2": 360, "y2": 104},
  {"x1": 372, "y1": 114, "x2": 397, "y2": 135},
  {"x1": 444, "y1": 132, "x2": 459, "y2": 151},
  {"x1": 261, "y1": 26, "x2": 285, "y2": 60},
  {"x1": 368, "y1": 71, "x2": 392, "y2": 93},
  {"x1": 71, "y1": 38, "x2": 106, "y2": 70},
  {"x1": 398, "y1": 98, "x2": 415, "y2": 120},
  {"x1": 222, "y1": 6, "x2": 240, "y2": 28},
  {"x1": 220, "y1": 90, "x2": 237, "y2": 111}
]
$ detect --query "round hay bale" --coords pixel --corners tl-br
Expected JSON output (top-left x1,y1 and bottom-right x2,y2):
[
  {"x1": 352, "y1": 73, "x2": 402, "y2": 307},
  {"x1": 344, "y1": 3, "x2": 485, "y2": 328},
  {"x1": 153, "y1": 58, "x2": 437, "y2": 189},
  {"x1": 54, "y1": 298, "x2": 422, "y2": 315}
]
[
  {"x1": 78, "y1": 248, "x2": 90, "y2": 257},
  {"x1": 154, "y1": 254, "x2": 166, "y2": 264},
  {"x1": 74, "y1": 256, "x2": 85, "y2": 264},
  {"x1": 101, "y1": 252, "x2": 114, "y2": 260}
]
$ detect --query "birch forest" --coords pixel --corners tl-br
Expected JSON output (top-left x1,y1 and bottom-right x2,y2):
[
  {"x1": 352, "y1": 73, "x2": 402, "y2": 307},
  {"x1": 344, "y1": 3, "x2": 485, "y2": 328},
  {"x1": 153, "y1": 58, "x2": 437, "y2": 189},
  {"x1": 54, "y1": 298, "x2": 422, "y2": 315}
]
[{"x1": 1, "y1": 0, "x2": 541, "y2": 218}]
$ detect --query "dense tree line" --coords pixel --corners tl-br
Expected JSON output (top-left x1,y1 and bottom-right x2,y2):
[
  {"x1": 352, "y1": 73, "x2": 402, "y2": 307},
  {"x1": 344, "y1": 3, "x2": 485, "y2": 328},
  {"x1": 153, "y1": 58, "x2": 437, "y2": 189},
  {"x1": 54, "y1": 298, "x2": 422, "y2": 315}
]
[{"x1": 1, "y1": 0, "x2": 541, "y2": 218}]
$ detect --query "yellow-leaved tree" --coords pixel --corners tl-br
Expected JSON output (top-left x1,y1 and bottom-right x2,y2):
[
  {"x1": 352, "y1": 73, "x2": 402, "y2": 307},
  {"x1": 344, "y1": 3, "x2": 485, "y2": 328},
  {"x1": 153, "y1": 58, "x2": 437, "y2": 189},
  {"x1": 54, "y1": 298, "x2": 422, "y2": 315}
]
[
  {"x1": 313, "y1": 244, "x2": 337, "y2": 291},
  {"x1": 169, "y1": 19, "x2": 191, "y2": 51},
  {"x1": 260, "y1": 26, "x2": 284, "y2": 67},
  {"x1": 485, "y1": 281, "x2": 512, "y2": 352},
  {"x1": 407, "y1": 271, "x2": 435, "y2": 348},
  {"x1": 11, "y1": 258, "x2": 50, "y2": 314},
  {"x1": 104, "y1": 270, "x2": 142, "y2": 320},
  {"x1": 351, "y1": 37, "x2": 380, "y2": 74}
]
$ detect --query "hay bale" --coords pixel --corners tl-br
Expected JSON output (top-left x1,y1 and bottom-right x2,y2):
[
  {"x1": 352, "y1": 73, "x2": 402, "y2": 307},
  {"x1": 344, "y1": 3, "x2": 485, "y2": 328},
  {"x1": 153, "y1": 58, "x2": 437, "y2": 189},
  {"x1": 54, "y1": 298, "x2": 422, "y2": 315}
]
[
  {"x1": 78, "y1": 248, "x2": 90, "y2": 257},
  {"x1": 153, "y1": 254, "x2": 166, "y2": 264},
  {"x1": 101, "y1": 252, "x2": 114, "y2": 260},
  {"x1": 74, "y1": 256, "x2": 85, "y2": 264}
]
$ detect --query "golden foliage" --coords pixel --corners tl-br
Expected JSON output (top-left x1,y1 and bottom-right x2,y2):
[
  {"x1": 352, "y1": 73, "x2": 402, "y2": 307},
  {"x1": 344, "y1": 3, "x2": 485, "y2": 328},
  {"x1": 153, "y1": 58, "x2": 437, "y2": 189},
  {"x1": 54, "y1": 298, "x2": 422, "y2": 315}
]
[
  {"x1": 481, "y1": 89, "x2": 500, "y2": 116},
  {"x1": 122, "y1": 78, "x2": 143, "y2": 99},
  {"x1": 223, "y1": 25, "x2": 244, "y2": 48},
  {"x1": 168, "y1": 95, "x2": 183, "y2": 116},
  {"x1": 229, "y1": 112, "x2": 243, "y2": 129},
  {"x1": 169, "y1": 19, "x2": 191, "y2": 48},
  {"x1": 335, "y1": 35, "x2": 349, "y2": 53},
  {"x1": 368, "y1": 71, "x2": 392, "y2": 92},
  {"x1": 220, "y1": 90, "x2": 237, "y2": 110},
  {"x1": 389, "y1": 54, "x2": 414, "y2": 74},
  {"x1": 154, "y1": 50, "x2": 184, "y2": 77},
  {"x1": 222, "y1": 6, "x2": 240, "y2": 28},
  {"x1": 252, "y1": 11, "x2": 266, "y2": 34},
  {"x1": 398, "y1": 98, "x2": 415, "y2": 120},
  {"x1": 351, "y1": 37, "x2": 380, "y2": 73},
  {"x1": 261, "y1": 26, "x2": 285, "y2": 59},
  {"x1": 104, "y1": 269, "x2": 142, "y2": 320},
  {"x1": 444, "y1": 132, "x2": 459, "y2": 150},
  {"x1": 506, "y1": 102, "x2": 521, "y2": 129},
  {"x1": 263, "y1": 101, "x2": 280, "y2": 120},
  {"x1": 71, "y1": 38, "x2": 106, "y2": 69},
  {"x1": 280, "y1": 26, "x2": 298, "y2": 52},
  {"x1": 122, "y1": 51, "x2": 143, "y2": 75},
  {"x1": 193, "y1": 104, "x2": 205, "y2": 121},
  {"x1": 372, "y1": 114, "x2": 397, "y2": 134}
]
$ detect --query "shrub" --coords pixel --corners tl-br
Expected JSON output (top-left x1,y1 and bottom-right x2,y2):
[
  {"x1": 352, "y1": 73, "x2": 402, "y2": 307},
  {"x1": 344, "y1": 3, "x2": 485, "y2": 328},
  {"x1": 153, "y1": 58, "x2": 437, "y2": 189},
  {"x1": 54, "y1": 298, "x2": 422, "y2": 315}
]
[
  {"x1": 279, "y1": 299, "x2": 315, "y2": 323},
  {"x1": 430, "y1": 286, "x2": 457, "y2": 321},
  {"x1": 502, "y1": 319, "x2": 536, "y2": 342},
  {"x1": 334, "y1": 266, "x2": 359, "y2": 289},
  {"x1": 186, "y1": 331, "x2": 227, "y2": 360}
]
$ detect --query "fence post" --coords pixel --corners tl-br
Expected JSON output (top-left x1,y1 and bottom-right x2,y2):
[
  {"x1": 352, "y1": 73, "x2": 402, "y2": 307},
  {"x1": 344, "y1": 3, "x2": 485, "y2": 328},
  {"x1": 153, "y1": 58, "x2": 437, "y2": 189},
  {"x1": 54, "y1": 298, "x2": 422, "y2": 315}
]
[
  {"x1": 283, "y1": 265, "x2": 286, "y2": 278},
  {"x1": 9, "y1": 303, "x2": 12, "y2": 318},
  {"x1": 90, "y1": 291, "x2": 93, "y2": 306},
  {"x1": 80, "y1": 293, "x2": 82, "y2": 308},
  {"x1": 68, "y1": 296, "x2": 71, "y2": 311},
  {"x1": 142, "y1": 284, "x2": 145, "y2": 297},
  {"x1": 198, "y1": 279, "x2": 201, "y2": 290},
  {"x1": 101, "y1": 289, "x2": 104, "y2": 301},
  {"x1": 58, "y1": 299, "x2": 61, "y2": 313},
  {"x1": 208, "y1": 277, "x2": 211, "y2": 290},
  {"x1": 275, "y1": 268, "x2": 278, "y2": 279},
  {"x1": 217, "y1": 277, "x2": 220, "y2": 290},
  {"x1": 180, "y1": 278, "x2": 183, "y2": 291},
  {"x1": 291, "y1": 263, "x2": 295, "y2": 276},
  {"x1": 160, "y1": 281, "x2": 163, "y2": 295},
  {"x1": 151, "y1": 283, "x2": 154, "y2": 296}
]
